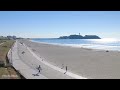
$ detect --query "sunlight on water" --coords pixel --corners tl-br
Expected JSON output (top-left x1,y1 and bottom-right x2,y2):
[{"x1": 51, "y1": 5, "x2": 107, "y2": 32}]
[
  {"x1": 32, "y1": 38, "x2": 120, "y2": 51},
  {"x1": 90, "y1": 38, "x2": 119, "y2": 43}
]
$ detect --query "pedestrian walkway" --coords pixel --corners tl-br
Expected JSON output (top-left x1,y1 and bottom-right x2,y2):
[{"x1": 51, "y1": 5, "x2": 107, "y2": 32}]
[{"x1": 7, "y1": 41, "x2": 47, "y2": 79}]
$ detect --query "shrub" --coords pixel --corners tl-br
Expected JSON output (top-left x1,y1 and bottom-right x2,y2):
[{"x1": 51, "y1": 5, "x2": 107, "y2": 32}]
[{"x1": 0, "y1": 61, "x2": 5, "y2": 67}]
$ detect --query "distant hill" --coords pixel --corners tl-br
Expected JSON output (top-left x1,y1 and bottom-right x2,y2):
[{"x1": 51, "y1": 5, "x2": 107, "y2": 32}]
[{"x1": 59, "y1": 34, "x2": 101, "y2": 39}]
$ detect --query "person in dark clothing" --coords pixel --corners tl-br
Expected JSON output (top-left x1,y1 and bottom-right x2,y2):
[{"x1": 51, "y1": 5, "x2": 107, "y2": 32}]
[
  {"x1": 64, "y1": 66, "x2": 68, "y2": 74},
  {"x1": 37, "y1": 65, "x2": 42, "y2": 74},
  {"x1": 33, "y1": 65, "x2": 42, "y2": 76},
  {"x1": 22, "y1": 51, "x2": 25, "y2": 54}
]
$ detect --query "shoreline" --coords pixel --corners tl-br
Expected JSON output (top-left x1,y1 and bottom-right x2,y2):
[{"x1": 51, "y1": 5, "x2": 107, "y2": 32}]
[{"x1": 30, "y1": 39, "x2": 120, "y2": 52}]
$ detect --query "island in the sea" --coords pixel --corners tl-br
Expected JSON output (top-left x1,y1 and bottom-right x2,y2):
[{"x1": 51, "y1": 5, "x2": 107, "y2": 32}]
[{"x1": 58, "y1": 33, "x2": 101, "y2": 39}]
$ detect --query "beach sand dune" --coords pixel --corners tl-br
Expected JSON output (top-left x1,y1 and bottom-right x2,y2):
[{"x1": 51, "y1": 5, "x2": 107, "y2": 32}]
[{"x1": 19, "y1": 39, "x2": 120, "y2": 79}]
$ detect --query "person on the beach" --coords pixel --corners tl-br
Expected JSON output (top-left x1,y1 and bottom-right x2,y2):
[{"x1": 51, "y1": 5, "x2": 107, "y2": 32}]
[
  {"x1": 22, "y1": 51, "x2": 25, "y2": 54},
  {"x1": 66, "y1": 66, "x2": 67, "y2": 71},
  {"x1": 64, "y1": 66, "x2": 67, "y2": 74},
  {"x1": 106, "y1": 50, "x2": 109, "y2": 52}
]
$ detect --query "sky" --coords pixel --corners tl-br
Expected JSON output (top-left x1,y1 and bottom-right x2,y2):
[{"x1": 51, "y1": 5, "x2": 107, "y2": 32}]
[{"x1": 0, "y1": 11, "x2": 120, "y2": 38}]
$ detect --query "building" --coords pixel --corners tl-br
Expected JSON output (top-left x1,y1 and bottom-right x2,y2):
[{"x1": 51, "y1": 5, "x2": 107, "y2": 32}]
[{"x1": 7, "y1": 36, "x2": 17, "y2": 40}]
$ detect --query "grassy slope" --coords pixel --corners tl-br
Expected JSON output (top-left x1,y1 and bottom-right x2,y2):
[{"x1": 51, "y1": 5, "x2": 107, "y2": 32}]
[{"x1": 0, "y1": 40, "x2": 21, "y2": 79}]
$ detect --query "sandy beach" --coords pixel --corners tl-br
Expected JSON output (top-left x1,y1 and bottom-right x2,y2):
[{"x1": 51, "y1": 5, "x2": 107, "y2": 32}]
[{"x1": 18, "y1": 39, "x2": 120, "y2": 79}]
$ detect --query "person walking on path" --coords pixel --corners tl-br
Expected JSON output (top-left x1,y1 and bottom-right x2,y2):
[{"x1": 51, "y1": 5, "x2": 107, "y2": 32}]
[
  {"x1": 33, "y1": 65, "x2": 42, "y2": 76},
  {"x1": 37, "y1": 65, "x2": 42, "y2": 74}
]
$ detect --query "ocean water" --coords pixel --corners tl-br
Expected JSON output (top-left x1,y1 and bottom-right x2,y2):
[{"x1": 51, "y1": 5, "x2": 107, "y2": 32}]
[{"x1": 31, "y1": 38, "x2": 120, "y2": 51}]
